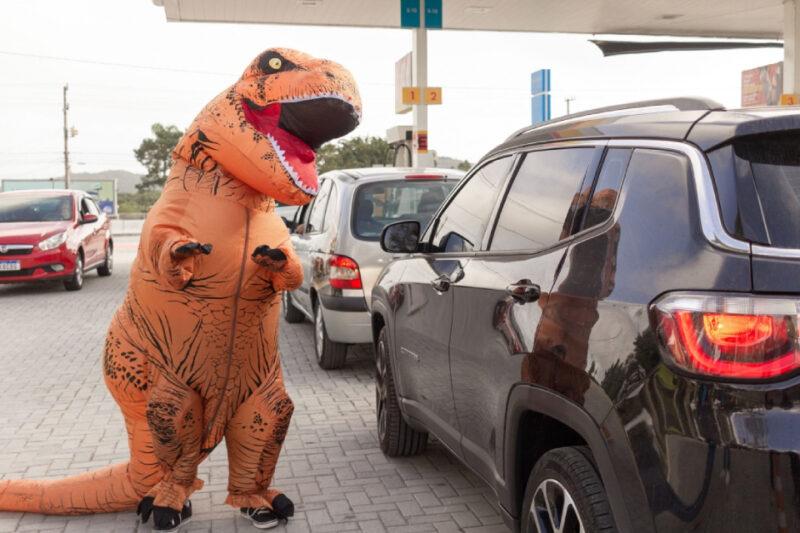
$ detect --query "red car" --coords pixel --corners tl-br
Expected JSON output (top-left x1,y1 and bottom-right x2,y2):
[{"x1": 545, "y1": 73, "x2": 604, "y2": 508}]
[{"x1": 0, "y1": 189, "x2": 113, "y2": 290}]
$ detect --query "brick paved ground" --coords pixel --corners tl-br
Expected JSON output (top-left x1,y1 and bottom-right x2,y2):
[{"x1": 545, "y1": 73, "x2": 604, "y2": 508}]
[{"x1": 0, "y1": 236, "x2": 506, "y2": 533}]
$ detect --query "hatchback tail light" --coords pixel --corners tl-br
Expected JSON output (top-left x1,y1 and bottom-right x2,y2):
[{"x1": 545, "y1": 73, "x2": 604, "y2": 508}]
[
  {"x1": 329, "y1": 254, "x2": 362, "y2": 289},
  {"x1": 653, "y1": 293, "x2": 800, "y2": 380}
]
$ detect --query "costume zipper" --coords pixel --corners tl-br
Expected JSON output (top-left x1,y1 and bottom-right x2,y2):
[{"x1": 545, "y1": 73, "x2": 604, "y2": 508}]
[{"x1": 203, "y1": 207, "x2": 250, "y2": 439}]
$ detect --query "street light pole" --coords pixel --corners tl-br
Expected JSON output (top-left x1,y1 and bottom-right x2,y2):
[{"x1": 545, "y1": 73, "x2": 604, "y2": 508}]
[
  {"x1": 565, "y1": 96, "x2": 576, "y2": 115},
  {"x1": 63, "y1": 84, "x2": 71, "y2": 189}
]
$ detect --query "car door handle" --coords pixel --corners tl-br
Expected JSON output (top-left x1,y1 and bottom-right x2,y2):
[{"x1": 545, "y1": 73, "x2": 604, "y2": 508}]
[
  {"x1": 506, "y1": 279, "x2": 541, "y2": 303},
  {"x1": 431, "y1": 275, "x2": 451, "y2": 293}
]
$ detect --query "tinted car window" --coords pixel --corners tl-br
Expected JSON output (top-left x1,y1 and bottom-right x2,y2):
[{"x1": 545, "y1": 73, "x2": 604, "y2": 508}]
[
  {"x1": 0, "y1": 195, "x2": 73, "y2": 222},
  {"x1": 491, "y1": 148, "x2": 596, "y2": 251},
  {"x1": 581, "y1": 148, "x2": 631, "y2": 230},
  {"x1": 727, "y1": 132, "x2": 800, "y2": 248},
  {"x1": 353, "y1": 179, "x2": 457, "y2": 240},
  {"x1": 432, "y1": 157, "x2": 513, "y2": 252},
  {"x1": 306, "y1": 179, "x2": 332, "y2": 233}
]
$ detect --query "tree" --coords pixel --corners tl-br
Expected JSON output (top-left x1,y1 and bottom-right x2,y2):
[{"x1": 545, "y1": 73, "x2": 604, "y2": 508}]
[
  {"x1": 134, "y1": 123, "x2": 183, "y2": 191},
  {"x1": 457, "y1": 160, "x2": 472, "y2": 171},
  {"x1": 317, "y1": 136, "x2": 390, "y2": 174}
]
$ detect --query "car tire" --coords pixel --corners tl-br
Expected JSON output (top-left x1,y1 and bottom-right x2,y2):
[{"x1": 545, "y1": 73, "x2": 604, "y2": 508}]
[
  {"x1": 282, "y1": 291, "x2": 305, "y2": 323},
  {"x1": 521, "y1": 446, "x2": 616, "y2": 533},
  {"x1": 64, "y1": 254, "x2": 84, "y2": 291},
  {"x1": 314, "y1": 302, "x2": 348, "y2": 369},
  {"x1": 97, "y1": 243, "x2": 113, "y2": 277},
  {"x1": 375, "y1": 326, "x2": 427, "y2": 457}
]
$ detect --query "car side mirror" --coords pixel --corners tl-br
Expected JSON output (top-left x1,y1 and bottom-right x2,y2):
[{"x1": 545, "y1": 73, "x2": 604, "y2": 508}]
[
  {"x1": 381, "y1": 220, "x2": 420, "y2": 253},
  {"x1": 81, "y1": 213, "x2": 98, "y2": 224}
]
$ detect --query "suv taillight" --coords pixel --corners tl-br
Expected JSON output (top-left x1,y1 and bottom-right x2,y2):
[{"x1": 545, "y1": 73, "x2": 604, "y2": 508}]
[
  {"x1": 329, "y1": 254, "x2": 362, "y2": 289},
  {"x1": 653, "y1": 293, "x2": 800, "y2": 380}
]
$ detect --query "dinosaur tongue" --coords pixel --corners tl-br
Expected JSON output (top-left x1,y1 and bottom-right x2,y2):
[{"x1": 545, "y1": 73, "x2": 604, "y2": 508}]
[{"x1": 242, "y1": 100, "x2": 318, "y2": 195}]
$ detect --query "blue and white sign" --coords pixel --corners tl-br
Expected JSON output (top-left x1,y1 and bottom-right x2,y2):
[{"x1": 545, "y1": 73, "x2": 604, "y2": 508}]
[
  {"x1": 531, "y1": 94, "x2": 551, "y2": 125},
  {"x1": 531, "y1": 68, "x2": 552, "y2": 125},
  {"x1": 401, "y1": 0, "x2": 420, "y2": 28},
  {"x1": 425, "y1": 0, "x2": 442, "y2": 29}
]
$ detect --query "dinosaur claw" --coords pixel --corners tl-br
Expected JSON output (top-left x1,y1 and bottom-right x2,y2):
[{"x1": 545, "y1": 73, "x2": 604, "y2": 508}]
[
  {"x1": 252, "y1": 245, "x2": 287, "y2": 262},
  {"x1": 271, "y1": 493, "x2": 295, "y2": 521},
  {"x1": 137, "y1": 496, "x2": 154, "y2": 523},
  {"x1": 174, "y1": 242, "x2": 213, "y2": 257}
]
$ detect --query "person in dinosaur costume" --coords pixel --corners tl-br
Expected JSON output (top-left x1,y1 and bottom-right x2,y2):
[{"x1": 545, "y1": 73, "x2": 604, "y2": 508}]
[{"x1": 0, "y1": 48, "x2": 361, "y2": 531}]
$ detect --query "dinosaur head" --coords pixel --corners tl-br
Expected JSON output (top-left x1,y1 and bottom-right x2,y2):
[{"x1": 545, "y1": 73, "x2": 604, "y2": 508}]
[{"x1": 176, "y1": 48, "x2": 361, "y2": 205}]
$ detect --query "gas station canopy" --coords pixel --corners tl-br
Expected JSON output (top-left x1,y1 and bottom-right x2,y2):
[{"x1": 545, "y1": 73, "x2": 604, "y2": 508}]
[{"x1": 153, "y1": 0, "x2": 785, "y2": 40}]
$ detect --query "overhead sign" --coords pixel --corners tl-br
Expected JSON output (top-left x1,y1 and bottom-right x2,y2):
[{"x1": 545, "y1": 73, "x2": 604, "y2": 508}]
[
  {"x1": 424, "y1": 87, "x2": 442, "y2": 104},
  {"x1": 531, "y1": 68, "x2": 552, "y2": 125},
  {"x1": 400, "y1": 0, "x2": 420, "y2": 28},
  {"x1": 741, "y1": 61, "x2": 782, "y2": 107},
  {"x1": 395, "y1": 52, "x2": 413, "y2": 113},
  {"x1": 402, "y1": 86, "x2": 421, "y2": 105},
  {"x1": 425, "y1": 0, "x2": 442, "y2": 29}
]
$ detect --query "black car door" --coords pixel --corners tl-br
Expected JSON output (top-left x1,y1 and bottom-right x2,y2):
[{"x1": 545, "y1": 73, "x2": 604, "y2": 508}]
[
  {"x1": 449, "y1": 144, "x2": 604, "y2": 484},
  {"x1": 391, "y1": 155, "x2": 515, "y2": 453}
]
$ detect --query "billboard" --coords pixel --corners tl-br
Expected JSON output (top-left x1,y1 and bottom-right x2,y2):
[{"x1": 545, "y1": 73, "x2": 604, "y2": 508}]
[
  {"x1": 395, "y1": 52, "x2": 413, "y2": 114},
  {"x1": 1, "y1": 178, "x2": 118, "y2": 215},
  {"x1": 742, "y1": 61, "x2": 783, "y2": 107}
]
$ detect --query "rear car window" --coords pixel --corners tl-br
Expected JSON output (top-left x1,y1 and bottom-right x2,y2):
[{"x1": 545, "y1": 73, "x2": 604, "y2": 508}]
[
  {"x1": 353, "y1": 179, "x2": 457, "y2": 240},
  {"x1": 0, "y1": 195, "x2": 73, "y2": 222},
  {"x1": 729, "y1": 132, "x2": 800, "y2": 248}
]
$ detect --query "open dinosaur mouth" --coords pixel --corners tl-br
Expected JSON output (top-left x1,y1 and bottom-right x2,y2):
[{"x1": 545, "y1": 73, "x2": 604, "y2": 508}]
[{"x1": 243, "y1": 96, "x2": 360, "y2": 196}]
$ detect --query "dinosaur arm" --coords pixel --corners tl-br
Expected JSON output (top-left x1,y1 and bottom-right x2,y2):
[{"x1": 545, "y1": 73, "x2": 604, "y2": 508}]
[
  {"x1": 147, "y1": 225, "x2": 206, "y2": 290},
  {"x1": 251, "y1": 241, "x2": 303, "y2": 292}
]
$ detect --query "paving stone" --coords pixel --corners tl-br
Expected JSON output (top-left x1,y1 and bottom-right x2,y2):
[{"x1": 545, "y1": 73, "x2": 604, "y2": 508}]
[{"x1": 0, "y1": 236, "x2": 505, "y2": 532}]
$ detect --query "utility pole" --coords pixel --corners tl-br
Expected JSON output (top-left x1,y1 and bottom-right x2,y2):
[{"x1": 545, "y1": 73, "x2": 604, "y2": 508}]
[
  {"x1": 565, "y1": 96, "x2": 576, "y2": 115},
  {"x1": 63, "y1": 84, "x2": 71, "y2": 189}
]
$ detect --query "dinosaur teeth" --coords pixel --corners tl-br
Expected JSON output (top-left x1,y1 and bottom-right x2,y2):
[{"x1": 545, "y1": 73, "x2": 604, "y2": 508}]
[{"x1": 266, "y1": 133, "x2": 317, "y2": 196}]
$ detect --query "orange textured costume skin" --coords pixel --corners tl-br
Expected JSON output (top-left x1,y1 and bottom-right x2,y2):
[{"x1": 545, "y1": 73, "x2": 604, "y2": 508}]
[{"x1": 0, "y1": 48, "x2": 361, "y2": 521}]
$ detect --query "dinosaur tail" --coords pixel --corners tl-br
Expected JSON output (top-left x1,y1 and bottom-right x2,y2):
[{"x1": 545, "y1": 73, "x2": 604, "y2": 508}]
[{"x1": 0, "y1": 462, "x2": 142, "y2": 515}]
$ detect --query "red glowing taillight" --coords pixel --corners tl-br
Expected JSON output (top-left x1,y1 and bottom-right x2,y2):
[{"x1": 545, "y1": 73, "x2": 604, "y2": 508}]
[
  {"x1": 654, "y1": 293, "x2": 800, "y2": 380},
  {"x1": 328, "y1": 254, "x2": 362, "y2": 289}
]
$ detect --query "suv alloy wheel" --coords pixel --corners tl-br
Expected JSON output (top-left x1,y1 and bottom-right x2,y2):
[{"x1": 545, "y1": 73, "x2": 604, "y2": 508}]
[
  {"x1": 375, "y1": 327, "x2": 427, "y2": 456},
  {"x1": 522, "y1": 447, "x2": 616, "y2": 533},
  {"x1": 314, "y1": 302, "x2": 348, "y2": 369}
]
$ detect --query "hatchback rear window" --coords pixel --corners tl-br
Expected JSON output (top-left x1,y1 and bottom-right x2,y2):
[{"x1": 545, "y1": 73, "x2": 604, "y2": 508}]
[
  {"x1": 720, "y1": 132, "x2": 800, "y2": 248},
  {"x1": 352, "y1": 179, "x2": 457, "y2": 239},
  {"x1": 0, "y1": 195, "x2": 73, "y2": 222}
]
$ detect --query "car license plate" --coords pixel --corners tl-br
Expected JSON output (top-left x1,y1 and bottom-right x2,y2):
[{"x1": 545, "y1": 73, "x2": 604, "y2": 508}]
[{"x1": 0, "y1": 260, "x2": 21, "y2": 271}]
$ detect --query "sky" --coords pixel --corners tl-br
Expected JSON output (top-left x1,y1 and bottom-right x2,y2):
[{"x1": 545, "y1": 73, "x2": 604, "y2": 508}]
[{"x1": 0, "y1": 0, "x2": 786, "y2": 180}]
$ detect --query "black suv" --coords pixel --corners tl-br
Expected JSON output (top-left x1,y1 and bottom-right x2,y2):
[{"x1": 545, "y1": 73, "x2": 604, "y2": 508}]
[{"x1": 370, "y1": 98, "x2": 800, "y2": 533}]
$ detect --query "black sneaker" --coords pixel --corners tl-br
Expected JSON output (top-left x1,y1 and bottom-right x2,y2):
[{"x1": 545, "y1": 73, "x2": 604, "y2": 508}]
[
  {"x1": 240, "y1": 507, "x2": 279, "y2": 529},
  {"x1": 137, "y1": 497, "x2": 192, "y2": 532}
]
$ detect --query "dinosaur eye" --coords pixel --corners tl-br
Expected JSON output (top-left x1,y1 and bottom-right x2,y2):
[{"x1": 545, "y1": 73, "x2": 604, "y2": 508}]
[{"x1": 268, "y1": 57, "x2": 282, "y2": 70}]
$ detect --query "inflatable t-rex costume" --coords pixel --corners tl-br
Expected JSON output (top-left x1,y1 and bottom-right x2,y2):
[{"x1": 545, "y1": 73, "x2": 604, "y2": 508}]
[{"x1": 0, "y1": 48, "x2": 361, "y2": 528}]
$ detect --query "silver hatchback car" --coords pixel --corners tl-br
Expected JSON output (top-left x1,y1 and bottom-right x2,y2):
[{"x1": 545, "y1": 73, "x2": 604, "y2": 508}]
[{"x1": 283, "y1": 167, "x2": 463, "y2": 368}]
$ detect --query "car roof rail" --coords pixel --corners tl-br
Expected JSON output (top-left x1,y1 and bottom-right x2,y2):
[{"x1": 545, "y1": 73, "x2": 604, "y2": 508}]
[{"x1": 509, "y1": 97, "x2": 726, "y2": 139}]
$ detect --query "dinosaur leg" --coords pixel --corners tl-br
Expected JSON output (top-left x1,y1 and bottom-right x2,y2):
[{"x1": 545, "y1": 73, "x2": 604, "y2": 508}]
[
  {"x1": 143, "y1": 372, "x2": 205, "y2": 512},
  {"x1": 224, "y1": 371, "x2": 294, "y2": 512}
]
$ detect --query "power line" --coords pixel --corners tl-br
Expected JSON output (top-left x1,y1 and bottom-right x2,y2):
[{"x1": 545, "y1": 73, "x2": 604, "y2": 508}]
[{"x1": 0, "y1": 50, "x2": 235, "y2": 77}]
